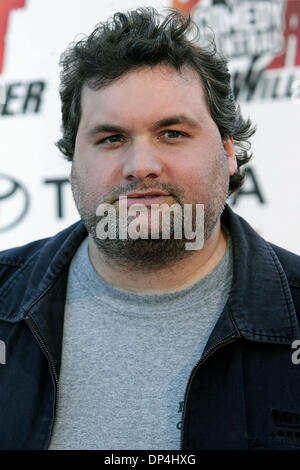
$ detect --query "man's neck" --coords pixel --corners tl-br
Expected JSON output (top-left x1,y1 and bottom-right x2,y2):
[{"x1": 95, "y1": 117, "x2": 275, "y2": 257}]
[{"x1": 87, "y1": 221, "x2": 227, "y2": 294}]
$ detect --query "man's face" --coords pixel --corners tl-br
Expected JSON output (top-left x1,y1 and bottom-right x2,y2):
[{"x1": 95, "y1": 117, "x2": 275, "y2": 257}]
[{"x1": 71, "y1": 64, "x2": 236, "y2": 269}]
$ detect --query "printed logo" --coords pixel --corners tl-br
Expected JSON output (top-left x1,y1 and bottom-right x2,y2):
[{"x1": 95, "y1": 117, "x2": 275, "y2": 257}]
[
  {"x1": 0, "y1": 78, "x2": 6, "y2": 104},
  {"x1": 272, "y1": 409, "x2": 300, "y2": 441},
  {"x1": 172, "y1": 0, "x2": 300, "y2": 102},
  {"x1": 0, "y1": 0, "x2": 25, "y2": 73},
  {"x1": 0, "y1": 173, "x2": 30, "y2": 232},
  {"x1": 177, "y1": 400, "x2": 184, "y2": 430}
]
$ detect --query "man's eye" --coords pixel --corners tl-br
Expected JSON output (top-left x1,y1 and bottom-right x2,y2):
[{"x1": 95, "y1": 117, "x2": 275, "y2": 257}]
[
  {"x1": 98, "y1": 135, "x2": 124, "y2": 144},
  {"x1": 163, "y1": 130, "x2": 186, "y2": 140},
  {"x1": 97, "y1": 131, "x2": 186, "y2": 145}
]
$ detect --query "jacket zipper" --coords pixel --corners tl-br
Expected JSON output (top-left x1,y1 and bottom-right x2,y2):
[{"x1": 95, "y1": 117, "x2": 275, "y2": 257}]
[
  {"x1": 180, "y1": 332, "x2": 238, "y2": 450},
  {"x1": 24, "y1": 314, "x2": 237, "y2": 449},
  {"x1": 25, "y1": 315, "x2": 59, "y2": 448}
]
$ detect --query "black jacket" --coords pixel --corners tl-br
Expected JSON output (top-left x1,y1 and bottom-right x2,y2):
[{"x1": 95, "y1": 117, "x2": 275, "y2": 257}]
[{"x1": 0, "y1": 205, "x2": 300, "y2": 450}]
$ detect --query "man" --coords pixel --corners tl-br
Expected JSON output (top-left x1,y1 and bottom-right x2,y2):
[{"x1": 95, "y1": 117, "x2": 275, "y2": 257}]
[{"x1": 0, "y1": 7, "x2": 300, "y2": 450}]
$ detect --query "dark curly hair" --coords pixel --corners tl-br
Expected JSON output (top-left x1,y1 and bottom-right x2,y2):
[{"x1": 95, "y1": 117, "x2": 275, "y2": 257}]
[{"x1": 56, "y1": 6, "x2": 256, "y2": 194}]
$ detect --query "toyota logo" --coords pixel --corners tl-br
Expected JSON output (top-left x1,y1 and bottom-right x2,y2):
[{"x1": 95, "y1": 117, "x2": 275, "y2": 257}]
[{"x1": 0, "y1": 173, "x2": 30, "y2": 232}]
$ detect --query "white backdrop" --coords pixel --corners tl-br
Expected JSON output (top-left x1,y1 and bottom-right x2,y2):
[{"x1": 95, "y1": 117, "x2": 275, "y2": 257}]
[{"x1": 0, "y1": 0, "x2": 299, "y2": 254}]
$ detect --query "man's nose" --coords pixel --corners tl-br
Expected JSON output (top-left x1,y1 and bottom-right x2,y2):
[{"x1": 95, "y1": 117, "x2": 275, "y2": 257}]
[{"x1": 122, "y1": 137, "x2": 163, "y2": 181}]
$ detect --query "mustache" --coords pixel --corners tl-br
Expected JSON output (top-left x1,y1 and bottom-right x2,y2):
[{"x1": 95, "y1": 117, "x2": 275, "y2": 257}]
[{"x1": 103, "y1": 182, "x2": 185, "y2": 205}]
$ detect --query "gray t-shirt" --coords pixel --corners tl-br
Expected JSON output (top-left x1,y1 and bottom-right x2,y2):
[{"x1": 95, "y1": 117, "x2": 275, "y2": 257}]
[{"x1": 49, "y1": 229, "x2": 233, "y2": 450}]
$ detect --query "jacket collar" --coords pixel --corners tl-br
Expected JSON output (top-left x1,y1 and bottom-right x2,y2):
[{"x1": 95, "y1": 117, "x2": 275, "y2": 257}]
[
  {"x1": 223, "y1": 205, "x2": 299, "y2": 343},
  {"x1": 0, "y1": 220, "x2": 87, "y2": 322},
  {"x1": 0, "y1": 205, "x2": 298, "y2": 345}
]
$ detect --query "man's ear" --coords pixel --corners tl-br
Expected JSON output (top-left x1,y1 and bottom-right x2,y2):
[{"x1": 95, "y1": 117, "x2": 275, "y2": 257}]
[{"x1": 222, "y1": 135, "x2": 237, "y2": 176}]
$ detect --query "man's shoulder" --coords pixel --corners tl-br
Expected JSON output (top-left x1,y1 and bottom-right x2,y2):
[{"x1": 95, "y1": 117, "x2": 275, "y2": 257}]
[
  {"x1": 0, "y1": 220, "x2": 86, "y2": 287},
  {"x1": 268, "y1": 243, "x2": 300, "y2": 319},
  {"x1": 269, "y1": 242, "x2": 300, "y2": 286},
  {"x1": 0, "y1": 237, "x2": 51, "y2": 268},
  {"x1": 0, "y1": 220, "x2": 82, "y2": 265},
  {"x1": 224, "y1": 205, "x2": 300, "y2": 282},
  {"x1": 223, "y1": 206, "x2": 300, "y2": 313}
]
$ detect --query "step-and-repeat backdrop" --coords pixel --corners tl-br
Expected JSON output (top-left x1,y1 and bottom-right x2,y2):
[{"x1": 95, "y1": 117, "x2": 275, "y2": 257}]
[{"x1": 1, "y1": 0, "x2": 299, "y2": 253}]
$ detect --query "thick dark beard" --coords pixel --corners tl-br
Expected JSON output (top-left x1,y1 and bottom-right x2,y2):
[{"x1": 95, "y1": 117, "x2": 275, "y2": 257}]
[
  {"x1": 79, "y1": 198, "x2": 227, "y2": 271},
  {"x1": 81, "y1": 210, "x2": 194, "y2": 271},
  {"x1": 70, "y1": 148, "x2": 229, "y2": 271}
]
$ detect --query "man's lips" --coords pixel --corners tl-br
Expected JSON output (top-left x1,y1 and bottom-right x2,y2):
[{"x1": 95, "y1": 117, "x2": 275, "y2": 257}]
[{"x1": 116, "y1": 191, "x2": 171, "y2": 206}]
